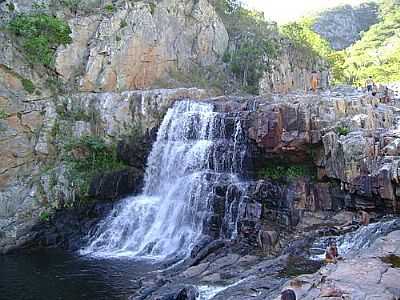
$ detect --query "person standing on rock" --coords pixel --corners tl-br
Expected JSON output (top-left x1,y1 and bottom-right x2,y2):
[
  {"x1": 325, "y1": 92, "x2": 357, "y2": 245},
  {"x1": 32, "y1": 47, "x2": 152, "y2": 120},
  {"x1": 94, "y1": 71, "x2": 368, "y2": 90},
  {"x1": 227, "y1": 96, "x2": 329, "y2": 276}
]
[
  {"x1": 310, "y1": 71, "x2": 319, "y2": 93},
  {"x1": 365, "y1": 76, "x2": 375, "y2": 94}
]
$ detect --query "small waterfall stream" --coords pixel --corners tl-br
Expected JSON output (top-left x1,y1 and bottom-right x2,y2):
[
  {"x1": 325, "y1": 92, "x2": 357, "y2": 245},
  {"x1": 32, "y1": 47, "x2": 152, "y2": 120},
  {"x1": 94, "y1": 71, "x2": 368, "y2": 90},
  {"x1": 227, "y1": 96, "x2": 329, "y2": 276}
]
[{"x1": 81, "y1": 100, "x2": 248, "y2": 260}]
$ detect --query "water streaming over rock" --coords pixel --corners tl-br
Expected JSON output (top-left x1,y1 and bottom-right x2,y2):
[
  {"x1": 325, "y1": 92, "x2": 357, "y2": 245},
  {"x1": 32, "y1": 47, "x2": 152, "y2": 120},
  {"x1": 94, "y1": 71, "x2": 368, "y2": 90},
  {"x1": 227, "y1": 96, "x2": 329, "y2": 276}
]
[
  {"x1": 81, "y1": 100, "x2": 249, "y2": 260},
  {"x1": 310, "y1": 218, "x2": 400, "y2": 260}
]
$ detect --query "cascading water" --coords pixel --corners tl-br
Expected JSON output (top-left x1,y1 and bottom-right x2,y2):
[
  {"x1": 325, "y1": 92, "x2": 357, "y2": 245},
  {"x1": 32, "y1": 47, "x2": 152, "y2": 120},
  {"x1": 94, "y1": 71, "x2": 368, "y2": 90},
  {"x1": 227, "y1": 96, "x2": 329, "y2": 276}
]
[{"x1": 81, "y1": 100, "x2": 248, "y2": 260}]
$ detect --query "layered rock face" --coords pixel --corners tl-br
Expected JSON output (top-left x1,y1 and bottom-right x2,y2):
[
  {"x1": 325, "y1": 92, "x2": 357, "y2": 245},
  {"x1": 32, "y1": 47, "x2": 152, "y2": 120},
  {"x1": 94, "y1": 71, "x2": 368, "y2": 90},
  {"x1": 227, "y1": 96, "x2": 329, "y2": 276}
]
[
  {"x1": 259, "y1": 43, "x2": 329, "y2": 95},
  {"x1": 312, "y1": 2, "x2": 379, "y2": 50},
  {"x1": 55, "y1": 0, "x2": 228, "y2": 91}
]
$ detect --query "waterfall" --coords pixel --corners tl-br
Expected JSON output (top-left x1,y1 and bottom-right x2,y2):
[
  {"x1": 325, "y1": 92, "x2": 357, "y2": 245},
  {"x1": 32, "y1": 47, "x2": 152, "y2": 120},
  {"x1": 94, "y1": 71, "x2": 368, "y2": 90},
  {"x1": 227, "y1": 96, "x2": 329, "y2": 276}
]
[{"x1": 80, "y1": 100, "x2": 248, "y2": 260}]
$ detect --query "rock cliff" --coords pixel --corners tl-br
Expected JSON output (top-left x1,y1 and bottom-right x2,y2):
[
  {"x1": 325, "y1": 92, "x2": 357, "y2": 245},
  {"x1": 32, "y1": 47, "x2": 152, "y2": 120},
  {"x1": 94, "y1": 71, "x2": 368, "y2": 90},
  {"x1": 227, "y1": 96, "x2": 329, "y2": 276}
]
[
  {"x1": 312, "y1": 2, "x2": 379, "y2": 50},
  {"x1": 55, "y1": 0, "x2": 228, "y2": 91},
  {"x1": 259, "y1": 42, "x2": 329, "y2": 94}
]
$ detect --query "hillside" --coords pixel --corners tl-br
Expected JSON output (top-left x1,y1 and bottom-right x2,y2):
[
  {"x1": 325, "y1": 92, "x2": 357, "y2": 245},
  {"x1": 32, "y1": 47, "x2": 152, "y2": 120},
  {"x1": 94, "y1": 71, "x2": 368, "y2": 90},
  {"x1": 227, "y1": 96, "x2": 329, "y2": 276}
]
[
  {"x1": 342, "y1": 0, "x2": 400, "y2": 84},
  {"x1": 288, "y1": 0, "x2": 400, "y2": 86},
  {"x1": 312, "y1": 2, "x2": 379, "y2": 50}
]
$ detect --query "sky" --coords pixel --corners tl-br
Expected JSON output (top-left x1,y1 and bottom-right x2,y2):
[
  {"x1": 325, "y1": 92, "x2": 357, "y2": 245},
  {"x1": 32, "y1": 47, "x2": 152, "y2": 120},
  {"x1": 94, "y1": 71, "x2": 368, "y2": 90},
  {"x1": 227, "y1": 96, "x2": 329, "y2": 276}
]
[{"x1": 243, "y1": 0, "x2": 372, "y2": 23}]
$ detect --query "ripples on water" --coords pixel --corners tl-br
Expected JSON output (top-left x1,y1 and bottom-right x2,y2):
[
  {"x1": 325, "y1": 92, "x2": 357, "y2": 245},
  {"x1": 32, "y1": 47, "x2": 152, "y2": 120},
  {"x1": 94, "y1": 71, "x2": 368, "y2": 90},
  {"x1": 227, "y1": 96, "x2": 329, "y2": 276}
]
[{"x1": 0, "y1": 249, "x2": 159, "y2": 300}]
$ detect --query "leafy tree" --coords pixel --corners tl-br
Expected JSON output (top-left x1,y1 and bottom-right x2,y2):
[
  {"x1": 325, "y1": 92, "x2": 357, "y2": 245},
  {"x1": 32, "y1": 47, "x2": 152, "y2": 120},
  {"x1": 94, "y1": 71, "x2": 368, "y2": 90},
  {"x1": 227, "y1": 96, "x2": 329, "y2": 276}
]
[
  {"x1": 281, "y1": 18, "x2": 332, "y2": 59},
  {"x1": 212, "y1": 0, "x2": 280, "y2": 93},
  {"x1": 327, "y1": 51, "x2": 347, "y2": 84}
]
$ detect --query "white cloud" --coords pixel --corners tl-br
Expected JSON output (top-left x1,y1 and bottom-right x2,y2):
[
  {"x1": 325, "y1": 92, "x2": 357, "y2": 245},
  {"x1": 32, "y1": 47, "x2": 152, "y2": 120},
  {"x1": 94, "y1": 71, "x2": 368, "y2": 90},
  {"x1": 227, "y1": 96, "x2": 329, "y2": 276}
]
[{"x1": 243, "y1": 0, "x2": 374, "y2": 23}]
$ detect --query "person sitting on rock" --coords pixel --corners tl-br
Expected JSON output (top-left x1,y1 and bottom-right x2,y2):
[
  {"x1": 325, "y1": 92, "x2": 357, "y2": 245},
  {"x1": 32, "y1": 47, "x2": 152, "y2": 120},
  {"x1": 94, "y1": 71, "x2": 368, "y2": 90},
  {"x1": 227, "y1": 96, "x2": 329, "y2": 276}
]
[
  {"x1": 281, "y1": 289, "x2": 296, "y2": 300},
  {"x1": 359, "y1": 210, "x2": 370, "y2": 226},
  {"x1": 310, "y1": 71, "x2": 319, "y2": 93},
  {"x1": 325, "y1": 242, "x2": 340, "y2": 263},
  {"x1": 365, "y1": 76, "x2": 374, "y2": 93}
]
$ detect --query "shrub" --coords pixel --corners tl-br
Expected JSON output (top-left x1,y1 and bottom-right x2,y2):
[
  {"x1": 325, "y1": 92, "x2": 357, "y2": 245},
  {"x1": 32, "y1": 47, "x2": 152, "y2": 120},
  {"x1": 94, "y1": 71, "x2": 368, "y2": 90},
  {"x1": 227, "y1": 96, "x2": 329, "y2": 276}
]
[
  {"x1": 120, "y1": 19, "x2": 128, "y2": 28},
  {"x1": 8, "y1": 13, "x2": 72, "y2": 67},
  {"x1": 213, "y1": 0, "x2": 280, "y2": 94},
  {"x1": 6, "y1": 2, "x2": 15, "y2": 11},
  {"x1": 21, "y1": 78, "x2": 35, "y2": 93},
  {"x1": 281, "y1": 19, "x2": 332, "y2": 59},
  {"x1": 149, "y1": 2, "x2": 156, "y2": 15},
  {"x1": 0, "y1": 110, "x2": 9, "y2": 119},
  {"x1": 64, "y1": 136, "x2": 127, "y2": 200},
  {"x1": 336, "y1": 126, "x2": 350, "y2": 136},
  {"x1": 104, "y1": 4, "x2": 115, "y2": 13},
  {"x1": 258, "y1": 164, "x2": 317, "y2": 182},
  {"x1": 39, "y1": 211, "x2": 51, "y2": 222}
]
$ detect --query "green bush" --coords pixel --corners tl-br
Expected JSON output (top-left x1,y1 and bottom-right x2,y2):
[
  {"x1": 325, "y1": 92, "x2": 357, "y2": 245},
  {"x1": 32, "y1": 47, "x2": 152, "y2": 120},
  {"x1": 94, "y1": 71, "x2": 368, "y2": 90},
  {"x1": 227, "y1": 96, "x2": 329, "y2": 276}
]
[
  {"x1": 64, "y1": 136, "x2": 127, "y2": 200},
  {"x1": 39, "y1": 211, "x2": 51, "y2": 222},
  {"x1": 281, "y1": 18, "x2": 332, "y2": 59},
  {"x1": 104, "y1": 4, "x2": 115, "y2": 13},
  {"x1": 341, "y1": 1, "x2": 400, "y2": 85},
  {"x1": 336, "y1": 126, "x2": 350, "y2": 136},
  {"x1": 213, "y1": 0, "x2": 280, "y2": 94},
  {"x1": 21, "y1": 78, "x2": 35, "y2": 93},
  {"x1": 120, "y1": 19, "x2": 128, "y2": 28},
  {"x1": 8, "y1": 13, "x2": 72, "y2": 67},
  {"x1": 0, "y1": 110, "x2": 9, "y2": 119},
  {"x1": 258, "y1": 164, "x2": 316, "y2": 182}
]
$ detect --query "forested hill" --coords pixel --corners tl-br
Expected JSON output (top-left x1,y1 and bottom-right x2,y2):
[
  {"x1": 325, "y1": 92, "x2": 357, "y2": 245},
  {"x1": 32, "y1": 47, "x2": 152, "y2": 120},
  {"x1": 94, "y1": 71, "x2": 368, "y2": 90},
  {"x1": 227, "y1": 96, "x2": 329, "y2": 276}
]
[
  {"x1": 343, "y1": 0, "x2": 400, "y2": 84},
  {"x1": 289, "y1": 0, "x2": 400, "y2": 86}
]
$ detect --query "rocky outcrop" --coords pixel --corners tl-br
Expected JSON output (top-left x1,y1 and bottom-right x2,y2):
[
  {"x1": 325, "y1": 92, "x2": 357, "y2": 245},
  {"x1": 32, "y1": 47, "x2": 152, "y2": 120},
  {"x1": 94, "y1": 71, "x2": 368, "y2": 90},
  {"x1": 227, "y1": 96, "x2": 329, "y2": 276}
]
[
  {"x1": 312, "y1": 2, "x2": 379, "y2": 50},
  {"x1": 244, "y1": 91, "x2": 400, "y2": 212},
  {"x1": 55, "y1": 0, "x2": 228, "y2": 91}
]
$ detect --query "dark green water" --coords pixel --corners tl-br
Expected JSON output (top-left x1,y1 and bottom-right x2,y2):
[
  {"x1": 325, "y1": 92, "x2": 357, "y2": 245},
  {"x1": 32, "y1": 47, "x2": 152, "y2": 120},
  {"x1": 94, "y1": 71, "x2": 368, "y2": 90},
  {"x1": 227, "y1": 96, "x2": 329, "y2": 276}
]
[{"x1": 0, "y1": 249, "x2": 158, "y2": 300}]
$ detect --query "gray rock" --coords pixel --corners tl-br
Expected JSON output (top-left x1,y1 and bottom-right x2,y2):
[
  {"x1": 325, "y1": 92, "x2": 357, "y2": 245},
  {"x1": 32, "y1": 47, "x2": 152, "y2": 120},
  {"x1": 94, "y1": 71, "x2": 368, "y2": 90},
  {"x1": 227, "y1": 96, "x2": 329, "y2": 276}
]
[{"x1": 312, "y1": 3, "x2": 379, "y2": 50}]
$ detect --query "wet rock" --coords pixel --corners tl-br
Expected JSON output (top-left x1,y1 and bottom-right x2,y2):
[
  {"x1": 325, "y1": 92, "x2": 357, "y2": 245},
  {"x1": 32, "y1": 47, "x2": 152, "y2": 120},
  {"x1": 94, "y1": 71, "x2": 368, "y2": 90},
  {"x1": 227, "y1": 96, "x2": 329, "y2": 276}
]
[
  {"x1": 88, "y1": 167, "x2": 143, "y2": 200},
  {"x1": 189, "y1": 240, "x2": 226, "y2": 267},
  {"x1": 175, "y1": 286, "x2": 198, "y2": 300}
]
